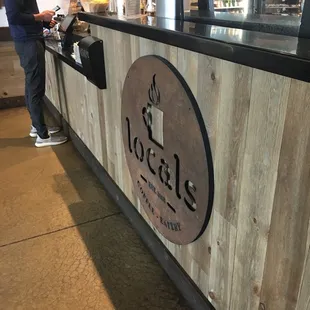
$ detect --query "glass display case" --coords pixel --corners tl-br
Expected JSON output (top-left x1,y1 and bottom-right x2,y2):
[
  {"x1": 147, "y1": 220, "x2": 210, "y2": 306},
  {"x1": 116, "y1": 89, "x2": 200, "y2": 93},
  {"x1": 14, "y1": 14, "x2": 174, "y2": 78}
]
[
  {"x1": 189, "y1": 0, "x2": 303, "y2": 15},
  {"x1": 183, "y1": 0, "x2": 305, "y2": 36},
  {"x1": 64, "y1": 0, "x2": 309, "y2": 38}
]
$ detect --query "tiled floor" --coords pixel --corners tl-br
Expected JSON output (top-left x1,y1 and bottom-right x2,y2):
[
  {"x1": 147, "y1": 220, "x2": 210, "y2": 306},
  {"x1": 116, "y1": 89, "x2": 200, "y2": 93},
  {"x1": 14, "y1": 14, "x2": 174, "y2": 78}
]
[{"x1": 0, "y1": 107, "x2": 190, "y2": 310}]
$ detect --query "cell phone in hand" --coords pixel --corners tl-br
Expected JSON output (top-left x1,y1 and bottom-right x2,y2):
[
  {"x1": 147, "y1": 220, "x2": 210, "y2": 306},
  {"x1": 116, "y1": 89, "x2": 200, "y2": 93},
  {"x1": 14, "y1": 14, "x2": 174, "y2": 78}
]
[{"x1": 52, "y1": 5, "x2": 61, "y2": 12}]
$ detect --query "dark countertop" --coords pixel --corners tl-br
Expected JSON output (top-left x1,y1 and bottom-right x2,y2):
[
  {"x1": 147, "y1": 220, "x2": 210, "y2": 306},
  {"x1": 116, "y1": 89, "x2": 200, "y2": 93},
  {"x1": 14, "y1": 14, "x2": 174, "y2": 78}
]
[
  {"x1": 45, "y1": 33, "x2": 88, "y2": 75},
  {"x1": 78, "y1": 12, "x2": 310, "y2": 82},
  {"x1": 184, "y1": 11, "x2": 301, "y2": 36}
]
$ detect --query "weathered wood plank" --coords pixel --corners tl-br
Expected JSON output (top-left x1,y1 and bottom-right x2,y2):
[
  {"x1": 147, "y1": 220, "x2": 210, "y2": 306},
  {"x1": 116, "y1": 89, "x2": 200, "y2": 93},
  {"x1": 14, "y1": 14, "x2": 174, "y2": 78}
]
[
  {"x1": 84, "y1": 80, "x2": 104, "y2": 162},
  {"x1": 100, "y1": 27, "x2": 117, "y2": 180},
  {"x1": 208, "y1": 211, "x2": 236, "y2": 309},
  {"x1": 230, "y1": 69, "x2": 290, "y2": 310},
  {"x1": 45, "y1": 53, "x2": 60, "y2": 112},
  {"x1": 96, "y1": 88, "x2": 108, "y2": 168},
  {"x1": 214, "y1": 61, "x2": 252, "y2": 227},
  {"x1": 260, "y1": 79, "x2": 310, "y2": 310},
  {"x1": 205, "y1": 62, "x2": 252, "y2": 309},
  {"x1": 189, "y1": 53, "x2": 221, "y2": 307},
  {"x1": 296, "y1": 247, "x2": 310, "y2": 310},
  {"x1": 196, "y1": 53, "x2": 221, "y2": 151}
]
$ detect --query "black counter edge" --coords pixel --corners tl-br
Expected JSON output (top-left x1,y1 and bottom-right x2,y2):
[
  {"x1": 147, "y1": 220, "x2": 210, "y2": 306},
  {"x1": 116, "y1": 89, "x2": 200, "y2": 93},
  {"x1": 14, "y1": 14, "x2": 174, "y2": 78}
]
[
  {"x1": 44, "y1": 95, "x2": 215, "y2": 310},
  {"x1": 45, "y1": 45, "x2": 85, "y2": 75},
  {"x1": 79, "y1": 12, "x2": 310, "y2": 83}
]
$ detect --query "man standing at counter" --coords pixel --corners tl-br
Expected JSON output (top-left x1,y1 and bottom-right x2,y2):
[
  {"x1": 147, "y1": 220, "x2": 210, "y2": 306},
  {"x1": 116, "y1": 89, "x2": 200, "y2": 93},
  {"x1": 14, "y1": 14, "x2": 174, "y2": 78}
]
[{"x1": 5, "y1": 0, "x2": 67, "y2": 147}]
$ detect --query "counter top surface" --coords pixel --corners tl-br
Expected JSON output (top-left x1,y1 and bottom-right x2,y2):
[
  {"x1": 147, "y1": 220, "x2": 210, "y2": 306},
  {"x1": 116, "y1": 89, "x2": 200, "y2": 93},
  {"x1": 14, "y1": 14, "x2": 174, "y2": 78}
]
[
  {"x1": 79, "y1": 12, "x2": 310, "y2": 82},
  {"x1": 184, "y1": 11, "x2": 300, "y2": 36}
]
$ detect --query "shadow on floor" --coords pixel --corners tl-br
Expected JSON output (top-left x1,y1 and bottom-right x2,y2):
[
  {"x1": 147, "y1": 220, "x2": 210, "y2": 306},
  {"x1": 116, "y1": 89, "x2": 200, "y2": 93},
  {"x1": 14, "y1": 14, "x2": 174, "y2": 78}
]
[{"x1": 51, "y1": 143, "x2": 191, "y2": 310}]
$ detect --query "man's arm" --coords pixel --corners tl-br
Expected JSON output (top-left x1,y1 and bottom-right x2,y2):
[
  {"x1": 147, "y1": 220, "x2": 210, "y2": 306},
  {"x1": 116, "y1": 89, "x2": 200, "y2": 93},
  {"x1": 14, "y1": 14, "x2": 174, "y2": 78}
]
[
  {"x1": 43, "y1": 20, "x2": 57, "y2": 29},
  {"x1": 5, "y1": 1, "x2": 54, "y2": 25},
  {"x1": 5, "y1": 0, "x2": 36, "y2": 25},
  {"x1": 34, "y1": 12, "x2": 55, "y2": 22}
]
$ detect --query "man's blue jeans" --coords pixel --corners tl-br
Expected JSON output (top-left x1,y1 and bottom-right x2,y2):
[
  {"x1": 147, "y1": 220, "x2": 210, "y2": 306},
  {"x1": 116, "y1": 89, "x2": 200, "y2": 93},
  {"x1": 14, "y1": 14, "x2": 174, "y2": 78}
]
[{"x1": 15, "y1": 39, "x2": 48, "y2": 139}]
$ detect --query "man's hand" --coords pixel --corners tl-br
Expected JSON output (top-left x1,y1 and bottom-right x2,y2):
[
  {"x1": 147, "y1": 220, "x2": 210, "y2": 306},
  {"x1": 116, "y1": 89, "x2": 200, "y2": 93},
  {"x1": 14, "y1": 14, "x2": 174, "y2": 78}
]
[
  {"x1": 49, "y1": 20, "x2": 57, "y2": 28},
  {"x1": 34, "y1": 10, "x2": 55, "y2": 22}
]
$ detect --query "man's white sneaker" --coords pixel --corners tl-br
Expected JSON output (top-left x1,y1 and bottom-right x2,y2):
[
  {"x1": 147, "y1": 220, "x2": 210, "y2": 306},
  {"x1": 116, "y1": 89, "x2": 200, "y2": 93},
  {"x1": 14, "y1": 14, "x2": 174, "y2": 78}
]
[
  {"x1": 35, "y1": 134, "x2": 68, "y2": 148},
  {"x1": 29, "y1": 125, "x2": 61, "y2": 138}
]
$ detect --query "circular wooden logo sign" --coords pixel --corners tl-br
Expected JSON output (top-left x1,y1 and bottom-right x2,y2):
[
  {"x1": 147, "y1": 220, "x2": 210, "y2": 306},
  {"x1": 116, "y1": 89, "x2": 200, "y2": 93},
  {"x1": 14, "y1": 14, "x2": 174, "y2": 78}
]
[{"x1": 122, "y1": 56, "x2": 214, "y2": 245}]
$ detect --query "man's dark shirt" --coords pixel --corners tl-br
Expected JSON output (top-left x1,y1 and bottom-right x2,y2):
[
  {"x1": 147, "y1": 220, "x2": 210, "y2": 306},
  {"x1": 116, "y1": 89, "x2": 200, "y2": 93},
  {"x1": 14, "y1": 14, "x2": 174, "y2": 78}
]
[{"x1": 5, "y1": 0, "x2": 43, "y2": 41}]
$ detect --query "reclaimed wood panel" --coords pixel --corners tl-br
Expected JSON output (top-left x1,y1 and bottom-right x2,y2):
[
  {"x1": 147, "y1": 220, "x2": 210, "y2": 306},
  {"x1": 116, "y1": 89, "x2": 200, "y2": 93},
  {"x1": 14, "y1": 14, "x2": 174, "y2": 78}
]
[
  {"x1": 45, "y1": 26, "x2": 310, "y2": 310},
  {"x1": 46, "y1": 56, "x2": 103, "y2": 162},
  {"x1": 45, "y1": 52, "x2": 60, "y2": 112},
  {"x1": 260, "y1": 79, "x2": 310, "y2": 310},
  {"x1": 230, "y1": 70, "x2": 290, "y2": 310},
  {"x1": 207, "y1": 61, "x2": 252, "y2": 310}
]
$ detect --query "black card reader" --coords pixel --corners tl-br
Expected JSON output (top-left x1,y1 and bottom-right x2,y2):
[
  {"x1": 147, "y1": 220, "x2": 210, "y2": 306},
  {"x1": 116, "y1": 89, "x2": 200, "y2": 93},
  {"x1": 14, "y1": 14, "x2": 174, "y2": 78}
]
[
  {"x1": 59, "y1": 14, "x2": 76, "y2": 50},
  {"x1": 78, "y1": 36, "x2": 107, "y2": 90}
]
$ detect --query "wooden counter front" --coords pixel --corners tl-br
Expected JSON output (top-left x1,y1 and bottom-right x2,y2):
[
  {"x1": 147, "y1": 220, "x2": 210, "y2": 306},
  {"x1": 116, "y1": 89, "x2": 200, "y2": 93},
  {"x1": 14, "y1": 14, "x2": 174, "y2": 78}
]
[{"x1": 45, "y1": 25, "x2": 310, "y2": 310}]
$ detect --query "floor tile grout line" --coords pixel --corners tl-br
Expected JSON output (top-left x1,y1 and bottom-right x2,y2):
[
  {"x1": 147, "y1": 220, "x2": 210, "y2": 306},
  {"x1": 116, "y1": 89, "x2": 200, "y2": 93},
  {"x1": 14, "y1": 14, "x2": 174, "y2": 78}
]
[{"x1": 0, "y1": 211, "x2": 122, "y2": 249}]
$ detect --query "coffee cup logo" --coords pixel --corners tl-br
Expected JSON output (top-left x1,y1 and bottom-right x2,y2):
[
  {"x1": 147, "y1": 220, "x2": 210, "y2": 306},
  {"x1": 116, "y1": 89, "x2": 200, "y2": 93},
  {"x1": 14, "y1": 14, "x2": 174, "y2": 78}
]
[
  {"x1": 122, "y1": 56, "x2": 214, "y2": 245},
  {"x1": 142, "y1": 74, "x2": 163, "y2": 149}
]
